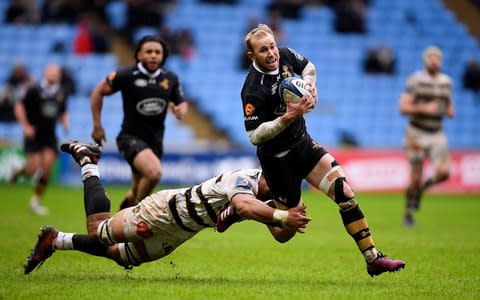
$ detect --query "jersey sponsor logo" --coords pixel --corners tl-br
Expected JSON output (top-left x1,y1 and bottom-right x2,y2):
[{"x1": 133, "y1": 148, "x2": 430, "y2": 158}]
[
  {"x1": 108, "y1": 71, "x2": 117, "y2": 81},
  {"x1": 245, "y1": 103, "x2": 255, "y2": 115},
  {"x1": 159, "y1": 78, "x2": 169, "y2": 89},
  {"x1": 136, "y1": 221, "x2": 153, "y2": 238},
  {"x1": 136, "y1": 98, "x2": 167, "y2": 116},
  {"x1": 244, "y1": 115, "x2": 259, "y2": 121},
  {"x1": 134, "y1": 78, "x2": 148, "y2": 87},
  {"x1": 235, "y1": 177, "x2": 252, "y2": 190}
]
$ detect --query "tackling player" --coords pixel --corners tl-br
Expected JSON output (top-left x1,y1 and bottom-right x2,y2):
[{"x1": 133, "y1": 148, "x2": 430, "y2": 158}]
[
  {"x1": 23, "y1": 141, "x2": 311, "y2": 273},
  {"x1": 90, "y1": 35, "x2": 188, "y2": 209},
  {"x1": 231, "y1": 24, "x2": 405, "y2": 276},
  {"x1": 399, "y1": 46, "x2": 455, "y2": 227}
]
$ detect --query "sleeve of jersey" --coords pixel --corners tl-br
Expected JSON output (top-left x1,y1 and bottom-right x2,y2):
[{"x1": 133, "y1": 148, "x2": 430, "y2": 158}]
[
  {"x1": 404, "y1": 74, "x2": 416, "y2": 94},
  {"x1": 226, "y1": 175, "x2": 256, "y2": 202},
  {"x1": 105, "y1": 68, "x2": 128, "y2": 92},
  {"x1": 170, "y1": 73, "x2": 185, "y2": 105},
  {"x1": 284, "y1": 47, "x2": 309, "y2": 75},
  {"x1": 242, "y1": 93, "x2": 265, "y2": 131}
]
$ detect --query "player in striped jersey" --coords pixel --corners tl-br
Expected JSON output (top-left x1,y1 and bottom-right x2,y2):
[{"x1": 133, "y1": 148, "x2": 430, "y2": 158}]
[
  {"x1": 399, "y1": 46, "x2": 455, "y2": 227},
  {"x1": 24, "y1": 141, "x2": 311, "y2": 274}
]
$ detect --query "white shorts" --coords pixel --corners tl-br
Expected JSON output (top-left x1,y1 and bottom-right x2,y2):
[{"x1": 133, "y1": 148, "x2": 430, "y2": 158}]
[
  {"x1": 120, "y1": 190, "x2": 198, "y2": 262},
  {"x1": 403, "y1": 124, "x2": 450, "y2": 165}
]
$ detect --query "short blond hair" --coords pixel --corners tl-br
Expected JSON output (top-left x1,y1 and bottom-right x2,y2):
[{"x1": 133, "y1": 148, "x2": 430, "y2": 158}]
[
  {"x1": 423, "y1": 46, "x2": 442, "y2": 62},
  {"x1": 244, "y1": 24, "x2": 274, "y2": 53}
]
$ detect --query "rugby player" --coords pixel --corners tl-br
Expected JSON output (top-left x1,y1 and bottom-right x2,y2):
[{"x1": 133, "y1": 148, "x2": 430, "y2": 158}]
[
  {"x1": 24, "y1": 141, "x2": 311, "y2": 274},
  {"x1": 399, "y1": 46, "x2": 455, "y2": 227},
  {"x1": 231, "y1": 24, "x2": 405, "y2": 276},
  {"x1": 90, "y1": 35, "x2": 188, "y2": 209},
  {"x1": 11, "y1": 64, "x2": 70, "y2": 215}
]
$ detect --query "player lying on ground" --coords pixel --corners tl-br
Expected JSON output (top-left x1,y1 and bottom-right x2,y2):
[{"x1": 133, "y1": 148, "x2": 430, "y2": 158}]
[{"x1": 24, "y1": 141, "x2": 311, "y2": 274}]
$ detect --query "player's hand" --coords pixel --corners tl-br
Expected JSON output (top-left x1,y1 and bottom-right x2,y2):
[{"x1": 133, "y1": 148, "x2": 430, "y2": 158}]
[
  {"x1": 286, "y1": 204, "x2": 312, "y2": 233},
  {"x1": 421, "y1": 101, "x2": 440, "y2": 115},
  {"x1": 23, "y1": 124, "x2": 35, "y2": 139},
  {"x1": 91, "y1": 125, "x2": 106, "y2": 146},
  {"x1": 170, "y1": 102, "x2": 187, "y2": 120}
]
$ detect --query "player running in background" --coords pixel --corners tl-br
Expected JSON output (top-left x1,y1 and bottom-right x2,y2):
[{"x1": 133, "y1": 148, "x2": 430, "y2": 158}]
[
  {"x1": 225, "y1": 24, "x2": 405, "y2": 277},
  {"x1": 23, "y1": 141, "x2": 310, "y2": 274},
  {"x1": 90, "y1": 35, "x2": 188, "y2": 209},
  {"x1": 10, "y1": 64, "x2": 70, "y2": 215},
  {"x1": 399, "y1": 46, "x2": 455, "y2": 227}
]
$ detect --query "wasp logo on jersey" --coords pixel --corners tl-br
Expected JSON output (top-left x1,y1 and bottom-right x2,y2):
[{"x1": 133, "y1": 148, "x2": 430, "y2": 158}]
[
  {"x1": 245, "y1": 103, "x2": 255, "y2": 116},
  {"x1": 281, "y1": 65, "x2": 292, "y2": 78},
  {"x1": 159, "y1": 78, "x2": 169, "y2": 90}
]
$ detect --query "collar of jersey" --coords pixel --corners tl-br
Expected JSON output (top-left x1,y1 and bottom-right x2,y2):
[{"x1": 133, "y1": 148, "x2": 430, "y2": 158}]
[
  {"x1": 253, "y1": 62, "x2": 279, "y2": 75},
  {"x1": 40, "y1": 79, "x2": 60, "y2": 95},
  {"x1": 137, "y1": 62, "x2": 162, "y2": 78}
]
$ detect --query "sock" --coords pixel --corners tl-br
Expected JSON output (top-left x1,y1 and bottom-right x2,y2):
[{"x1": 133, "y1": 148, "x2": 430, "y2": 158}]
[
  {"x1": 339, "y1": 203, "x2": 375, "y2": 260},
  {"x1": 82, "y1": 164, "x2": 100, "y2": 181},
  {"x1": 72, "y1": 234, "x2": 108, "y2": 257},
  {"x1": 83, "y1": 176, "x2": 111, "y2": 217},
  {"x1": 53, "y1": 232, "x2": 74, "y2": 250},
  {"x1": 30, "y1": 195, "x2": 40, "y2": 206}
]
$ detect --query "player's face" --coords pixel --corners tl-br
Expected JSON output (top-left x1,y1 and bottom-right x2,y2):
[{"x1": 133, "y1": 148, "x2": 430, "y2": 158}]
[
  {"x1": 249, "y1": 33, "x2": 279, "y2": 72},
  {"x1": 138, "y1": 41, "x2": 164, "y2": 72},
  {"x1": 43, "y1": 64, "x2": 61, "y2": 85},
  {"x1": 425, "y1": 54, "x2": 441, "y2": 74}
]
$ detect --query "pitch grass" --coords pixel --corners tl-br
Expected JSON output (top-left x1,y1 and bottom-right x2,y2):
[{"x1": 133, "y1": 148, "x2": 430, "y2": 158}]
[{"x1": 0, "y1": 183, "x2": 479, "y2": 299}]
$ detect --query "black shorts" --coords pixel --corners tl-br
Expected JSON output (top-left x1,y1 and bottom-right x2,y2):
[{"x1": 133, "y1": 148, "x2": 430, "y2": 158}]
[
  {"x1": 24, "y1": 134, "x2": 58, "y2": 154},
  {"x1": 259, "y1": 134, "x2": 328, "y2": 208},
  {"x1": 116, "y1": 132, "x2": 163, "y2": 173}
]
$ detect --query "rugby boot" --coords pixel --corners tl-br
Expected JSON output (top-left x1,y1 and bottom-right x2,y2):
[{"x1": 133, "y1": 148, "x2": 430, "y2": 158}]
[
  {"x1": 24, "y1": 226, "x2": 58, "y2": 274},
  {"x1": 403, "y1": 213, "x2": 415, "y2": 227},
  {"x1": 367, "y1": 252, "x2": 405, "y2": 277},
  {"x1": 60, "y1": 141, "x2": 102, "y2": 166},
  {"x1": 216, "y1": 203, "x2": 241, "y2": 233}
]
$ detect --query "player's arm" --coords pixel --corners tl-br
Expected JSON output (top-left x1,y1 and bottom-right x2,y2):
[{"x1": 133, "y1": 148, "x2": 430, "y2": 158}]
[
  {"x1": 14, "y1": 91, "x2": 35, "y2": 139},
  {"x1": 60, "y1": 111, "x2": 69, "y2": 132},
  {"x1": 90, "y1": 79, "x2": 114, "y2": 145},
  {"x1": 231, "y1": 194, "x2": 311, "y2": 243},
  {"x1": 301, "y1": 61, "x2": 318, "y2": 104},
  {"x1": 247, "y1": 99, "x2": 313, "y2": 145},
  {"x1": 445, "y1": 98, "x2": 454, "y2": 119}
]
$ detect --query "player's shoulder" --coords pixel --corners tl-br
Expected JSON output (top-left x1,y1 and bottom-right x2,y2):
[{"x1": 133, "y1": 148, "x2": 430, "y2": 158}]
[
  {"x1": 161, "y1": 68, "x2": 179, "y2": 80},
  {"x1": 438, "y1": 72, "x2": 453, "y2": 84},
  {"x1": 225, "y1": 169, "x2": 261, "y2": 190}
]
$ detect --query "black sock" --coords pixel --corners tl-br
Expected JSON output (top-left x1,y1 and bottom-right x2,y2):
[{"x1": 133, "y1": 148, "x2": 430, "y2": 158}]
[
  {"x1": 83, "y1": 176, "x2": 111, "y2": 217},
  {"x1": 72, "y1": 234, "x2": 108, "y2": 257}
]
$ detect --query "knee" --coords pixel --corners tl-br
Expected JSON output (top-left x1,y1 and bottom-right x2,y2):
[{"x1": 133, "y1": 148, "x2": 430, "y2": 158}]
[
  {"x1": 106, "y1": 244, "x2": 125, "y2": 266},
  {"x1": 145, "y1": 167, "x2": 162, "y2": 183}
]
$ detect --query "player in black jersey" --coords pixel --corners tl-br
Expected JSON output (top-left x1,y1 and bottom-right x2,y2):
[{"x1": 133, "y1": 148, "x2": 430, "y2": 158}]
[
  {"x1": 90, "y1": 35, "x2": 188, "y2": 209},
  {"x1": 235, "y1": 24, "x2": 404, "y2": 276},
  {"x1": 11, "y1": 64, "x2": 70, "y2": 215}
]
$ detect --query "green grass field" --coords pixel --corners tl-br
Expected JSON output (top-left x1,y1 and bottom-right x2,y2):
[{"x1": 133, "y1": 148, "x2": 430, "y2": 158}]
[{"x1": 0, "y1": 183, "x2": 479, "y2": 299}]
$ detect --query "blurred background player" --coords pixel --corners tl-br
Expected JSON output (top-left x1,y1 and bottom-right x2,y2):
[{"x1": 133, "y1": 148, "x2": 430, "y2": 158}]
[
  {"x1": 90, "y1": 35, "x2": 188, "y2": 209},
  {"x1": 10, "y1": 63, "x2": 70, "y2": 215},
  {"x1": 24, "y1": 141, "x2": 310, "y2": 274},
  {"x1": 399, "y1": 46, "x2": 455, "y2": 227},
  {"x1": 238, "y1": 24, "x2": 404, "y2": 277}
]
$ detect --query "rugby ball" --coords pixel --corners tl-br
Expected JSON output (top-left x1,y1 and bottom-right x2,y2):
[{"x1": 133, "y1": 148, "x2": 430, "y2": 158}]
[{"x1": 279, "y1": 77, "x2": 313, "y2": 104}]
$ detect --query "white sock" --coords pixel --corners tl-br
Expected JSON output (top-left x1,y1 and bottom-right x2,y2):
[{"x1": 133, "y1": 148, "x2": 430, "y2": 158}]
[
  {"x1": 81, "y1": 164, "x2": 100, "y2": 181},
  {"x1": 30, "y1": 195, "x2": 40, "y2": 206},
  {"x1": 53, "y1": 232, "x2": 74, "y2": 250},
  {"x1": 364, "y1": 248, "x2": 379, "y2": 263}
]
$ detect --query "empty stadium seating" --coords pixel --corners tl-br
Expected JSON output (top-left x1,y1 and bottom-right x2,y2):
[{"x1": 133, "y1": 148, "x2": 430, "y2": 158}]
[{"x1": 1, "y1": 0, "x2": 479, "y2": 150}]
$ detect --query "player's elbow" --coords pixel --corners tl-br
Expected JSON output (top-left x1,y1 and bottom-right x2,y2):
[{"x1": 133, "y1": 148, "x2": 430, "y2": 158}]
[{"x1": 247, "y1": 130, "x2": 262, "y2": 145}]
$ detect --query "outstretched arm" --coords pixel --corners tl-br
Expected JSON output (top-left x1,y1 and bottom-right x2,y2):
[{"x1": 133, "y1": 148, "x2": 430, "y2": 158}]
[
  {"x1": 90, "y1": 79, "x2": 114, "y2": 145},
  {"x1": 231, "y1": 194, "x2": 311, "y2": 243}
]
